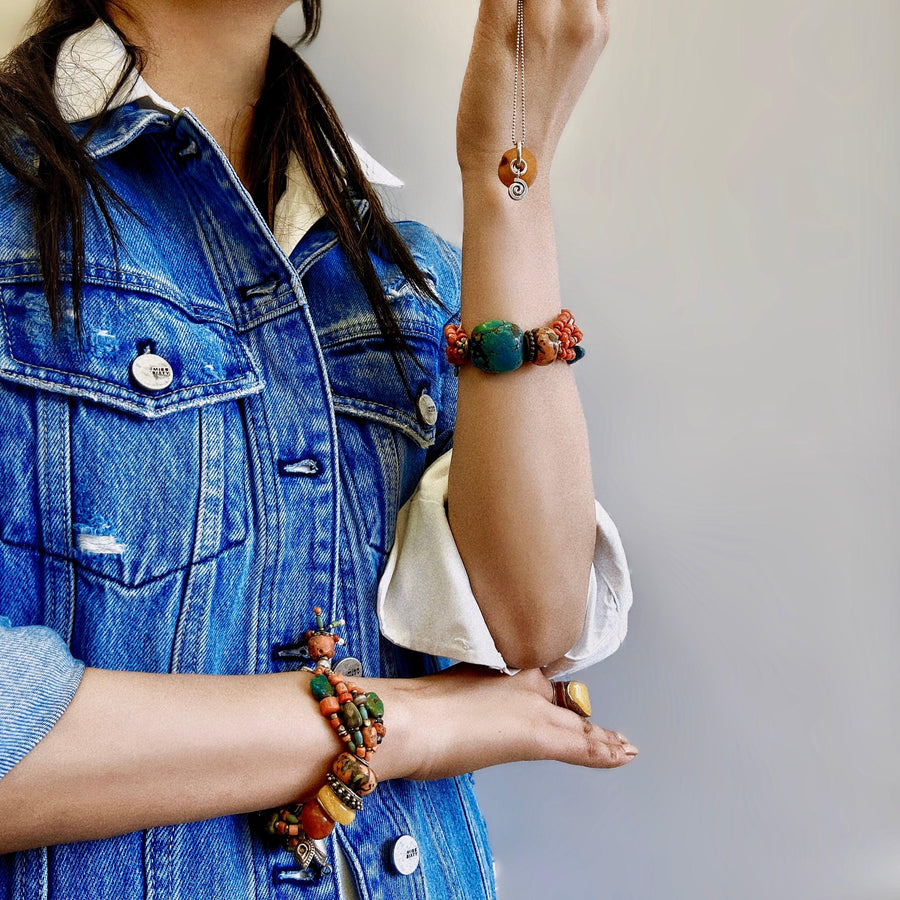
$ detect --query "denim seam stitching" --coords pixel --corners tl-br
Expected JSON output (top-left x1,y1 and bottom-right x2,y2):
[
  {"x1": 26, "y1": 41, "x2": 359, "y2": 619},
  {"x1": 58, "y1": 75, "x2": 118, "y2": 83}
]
[
  {"x1": 0, "y1": 264, "x2": 188, "y2": 303},
  {"x1": 0, "y1": 534, "x2": 248, "y2": 589},
  {"x1": 452, "y1": 776, "x2": 495, "y2": 899}
]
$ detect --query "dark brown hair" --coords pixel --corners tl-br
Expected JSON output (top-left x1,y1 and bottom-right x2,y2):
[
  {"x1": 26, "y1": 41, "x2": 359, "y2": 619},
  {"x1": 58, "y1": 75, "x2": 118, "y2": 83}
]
[{"x1": 0, "y1": 0, "x2": 441, "y2": 391}]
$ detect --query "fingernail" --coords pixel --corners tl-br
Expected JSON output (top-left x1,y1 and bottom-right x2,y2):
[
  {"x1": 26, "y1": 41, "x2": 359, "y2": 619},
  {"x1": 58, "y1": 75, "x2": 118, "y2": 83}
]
[{"x1": 623, "y1": 743, "x2": 639, "y2": 756}]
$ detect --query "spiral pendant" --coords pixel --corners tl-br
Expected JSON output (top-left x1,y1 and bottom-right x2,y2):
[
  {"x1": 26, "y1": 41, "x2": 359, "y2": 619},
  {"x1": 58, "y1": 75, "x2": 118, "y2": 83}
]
[{"x1": 508, "y1": 178, "x2": 528, "y2": 200}]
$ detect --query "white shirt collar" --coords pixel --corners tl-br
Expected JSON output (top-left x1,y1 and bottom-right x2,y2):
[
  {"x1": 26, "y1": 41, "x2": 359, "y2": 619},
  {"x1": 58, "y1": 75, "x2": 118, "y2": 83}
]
[{"x1": 54, "y1": 19, "x2": 403, "y2": 254}]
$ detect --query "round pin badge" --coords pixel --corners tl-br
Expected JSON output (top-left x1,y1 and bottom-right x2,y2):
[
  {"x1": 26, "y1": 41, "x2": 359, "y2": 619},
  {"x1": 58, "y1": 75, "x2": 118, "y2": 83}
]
[{"x1": 130, "y1": 352, "x2": 174, "y2": 392}]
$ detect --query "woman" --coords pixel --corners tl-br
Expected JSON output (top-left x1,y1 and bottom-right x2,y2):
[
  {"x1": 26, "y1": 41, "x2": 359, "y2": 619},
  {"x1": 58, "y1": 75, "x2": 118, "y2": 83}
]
[{"x1": 0, "y1": 1, "x2": 635, "y2": 897}]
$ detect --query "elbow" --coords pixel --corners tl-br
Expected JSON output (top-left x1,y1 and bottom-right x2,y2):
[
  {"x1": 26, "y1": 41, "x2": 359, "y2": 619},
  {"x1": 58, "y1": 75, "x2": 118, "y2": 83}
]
[
  {"x1": 475, "y1": 573, "x2": 590, "y2": 671},
  {"x1": 494, "y1": 619, "x2": 583, "y2": 671}
]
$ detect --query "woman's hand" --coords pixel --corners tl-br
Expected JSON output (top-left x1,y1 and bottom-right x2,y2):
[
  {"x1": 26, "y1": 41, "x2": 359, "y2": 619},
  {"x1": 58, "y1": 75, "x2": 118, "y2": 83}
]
[
  {"x1": 379, "y1": 665, "x2": 637, "y2": 783},
  {"x1": 456, "y1": 0, "x2": 611, "y2": 177}
]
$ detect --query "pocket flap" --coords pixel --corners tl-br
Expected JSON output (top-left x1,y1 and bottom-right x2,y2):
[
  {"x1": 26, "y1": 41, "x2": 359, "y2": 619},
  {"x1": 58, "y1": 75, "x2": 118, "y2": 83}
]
[
  {"x1": 0, "y1": 269, "x2": 263, "y2": 418},
  {"x1": 320, "y1": 320, "x2": 443, "y2": 449}
]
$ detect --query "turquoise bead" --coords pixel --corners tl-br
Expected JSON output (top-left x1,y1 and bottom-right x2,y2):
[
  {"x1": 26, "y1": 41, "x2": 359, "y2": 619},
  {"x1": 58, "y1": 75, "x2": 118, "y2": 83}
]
[
  {"x1": 469, "y1": 320, "x2": 525, "y2": 373},
  {"x1": 567, "y1": 344, "x2": 586, "y2": 364},
  {"x1": 364, "y1": 693, "x2": 384, "y2": 719},
  {"x1": 310, "y1": 674, "x2": 334, "y2": 700},
  {"x1": 353, "y1": 729, "x2": 363, "y2": 748}
]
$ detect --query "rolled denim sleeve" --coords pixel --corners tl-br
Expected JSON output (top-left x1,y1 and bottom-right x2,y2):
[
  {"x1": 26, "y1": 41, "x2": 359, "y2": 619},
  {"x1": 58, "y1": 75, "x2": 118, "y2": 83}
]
[
  {"x1": 0, "y1": 617, "x2": 85, "y2": 778},
  {"x1": 376, "y1": 449, "x2": 633, "y2": 677}
]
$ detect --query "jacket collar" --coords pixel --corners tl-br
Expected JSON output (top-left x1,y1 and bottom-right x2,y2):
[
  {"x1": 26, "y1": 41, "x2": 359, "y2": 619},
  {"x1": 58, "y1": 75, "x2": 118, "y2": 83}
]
[{"x1": 55, "y1": 20, "x2": 402, "y2": 254}]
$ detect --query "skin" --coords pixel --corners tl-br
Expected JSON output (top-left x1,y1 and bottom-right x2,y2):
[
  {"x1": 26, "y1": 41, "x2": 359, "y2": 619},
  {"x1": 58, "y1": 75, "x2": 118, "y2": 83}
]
[{"x1": 0, "y1": 0, "x2": 636, "y2": 855}]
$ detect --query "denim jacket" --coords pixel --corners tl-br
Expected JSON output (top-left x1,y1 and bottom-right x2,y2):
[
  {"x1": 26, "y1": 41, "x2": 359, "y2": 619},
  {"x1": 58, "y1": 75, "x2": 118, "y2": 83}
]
[
  {"x1": 0, "y1": 22, "x2": 632, "y2": 900},
  {"x1": 0, "y1": 90, "x2": 503, "y2": 897}
]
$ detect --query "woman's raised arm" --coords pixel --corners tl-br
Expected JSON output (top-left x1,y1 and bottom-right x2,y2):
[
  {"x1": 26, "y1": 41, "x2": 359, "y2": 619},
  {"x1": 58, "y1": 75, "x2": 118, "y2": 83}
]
[{"x1": 448, "y1": 0, "x2": 612, "y2": 668}]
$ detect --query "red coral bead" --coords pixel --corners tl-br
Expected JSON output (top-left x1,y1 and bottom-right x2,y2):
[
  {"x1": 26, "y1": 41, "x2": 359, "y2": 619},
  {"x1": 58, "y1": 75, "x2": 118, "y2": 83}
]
[{"x1": 320, "y1": 697, "x2": 340, "y2": 716}]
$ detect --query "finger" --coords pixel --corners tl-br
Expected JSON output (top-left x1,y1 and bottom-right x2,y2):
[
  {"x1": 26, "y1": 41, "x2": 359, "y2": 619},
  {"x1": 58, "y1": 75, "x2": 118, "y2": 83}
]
[{"x1": 549, "y1": 712, "x2": 638, "y2": 769}]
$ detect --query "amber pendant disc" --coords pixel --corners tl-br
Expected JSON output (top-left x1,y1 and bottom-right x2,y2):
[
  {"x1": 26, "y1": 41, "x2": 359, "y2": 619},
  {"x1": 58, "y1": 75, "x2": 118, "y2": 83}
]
[{"x1": 498, "y1": 147, "x2": 538, "y2": 188}]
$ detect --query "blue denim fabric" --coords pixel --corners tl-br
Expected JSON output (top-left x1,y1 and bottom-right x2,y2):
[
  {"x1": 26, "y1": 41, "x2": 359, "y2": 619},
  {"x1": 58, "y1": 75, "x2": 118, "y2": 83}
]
[{"x1": 0, "y1": 104, "x2": 495, "y2": 899}]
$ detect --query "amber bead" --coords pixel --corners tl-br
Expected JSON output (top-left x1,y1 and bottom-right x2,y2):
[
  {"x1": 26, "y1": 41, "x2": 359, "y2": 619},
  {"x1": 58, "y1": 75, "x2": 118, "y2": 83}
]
[
  {"x1": 498, "y1": 146, "x2": 538, "y2": 187},
  {"x1": 317, "y1": 785, "x2": 356, "y2": 826},
  {"x1": 564, "y1": 681, "x2": 592, "y2": 718},
  {"x1": 361, "y1": 725, "x2": 378, "y2": 749},
  {"x1": 300, "y1": 801, "x2": 336, "y2": 840},
  {"x1": 320, "y1": 696, "x2": 340, "y2": 716},
  {"x1": 333, "y1": 752, "x2": 378, "y2": 796}
]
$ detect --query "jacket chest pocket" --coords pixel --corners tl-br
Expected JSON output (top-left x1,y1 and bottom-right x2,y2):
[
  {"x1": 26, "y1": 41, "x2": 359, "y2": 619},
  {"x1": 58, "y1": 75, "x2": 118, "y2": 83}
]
[
  {"x1": 0, "y1": 271, "x2": 263, "y2": 590},
  {"x1": 316, "y1": 303, "x2": 448, "y2": 556}
]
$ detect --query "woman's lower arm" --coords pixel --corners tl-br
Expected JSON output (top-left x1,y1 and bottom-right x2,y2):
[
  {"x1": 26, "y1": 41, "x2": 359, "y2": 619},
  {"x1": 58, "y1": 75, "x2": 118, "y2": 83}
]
[
  {"x1": 0, "y1": 666, "x2": 415, "y2": 854},
  {"x1": 447, "y1": 177, "x2": 597, "y2": 669},
  {"x1": 0, "y1": 659, "x2": 634, "y2": 854}
]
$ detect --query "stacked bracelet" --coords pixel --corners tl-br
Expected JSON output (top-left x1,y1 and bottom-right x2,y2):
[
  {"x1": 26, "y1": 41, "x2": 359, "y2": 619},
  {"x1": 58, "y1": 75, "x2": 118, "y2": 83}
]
[
  {"x1": 444, "y1": 308, "x2": 584, "y2": 374},
  {"x1": 256, "y1": 608, "x2": 383, "y2": 873}
]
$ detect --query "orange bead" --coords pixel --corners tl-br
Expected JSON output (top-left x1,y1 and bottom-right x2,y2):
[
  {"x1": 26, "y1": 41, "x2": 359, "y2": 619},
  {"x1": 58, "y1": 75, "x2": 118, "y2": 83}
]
[
  {"x1": 300, "y1": 801, "x2": 336, "y2": 840},
  {"x1": 533, "y1": 327, "x2": 561, "y2": 366},
  {"x1": 337, "y1": 693, "x2": 352, "y2": 705},
  {"x1": 320, "y1": 697, "x2": 340, "y2": 716},
  {"x1": 361, "y1": 725, "x2": 377, "y2": 749}
]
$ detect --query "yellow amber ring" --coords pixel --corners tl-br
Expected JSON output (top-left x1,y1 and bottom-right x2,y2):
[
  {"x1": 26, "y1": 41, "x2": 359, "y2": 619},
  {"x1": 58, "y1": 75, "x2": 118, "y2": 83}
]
[{"x1": 552, "y1": 681, "x2": 592, "y2": 719}]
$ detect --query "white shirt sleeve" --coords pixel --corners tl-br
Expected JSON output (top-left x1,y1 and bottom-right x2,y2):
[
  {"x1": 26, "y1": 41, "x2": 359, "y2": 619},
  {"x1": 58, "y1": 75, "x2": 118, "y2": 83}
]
[{"x1": 376, "y1": 448, "x2": 633, "y2": 678}]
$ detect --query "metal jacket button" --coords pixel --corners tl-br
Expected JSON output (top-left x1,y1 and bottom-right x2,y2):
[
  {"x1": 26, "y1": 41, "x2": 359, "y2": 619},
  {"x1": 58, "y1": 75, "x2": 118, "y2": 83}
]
[
  {"x1": 416, "y1": 391, "x2": 438, "y2": 427},
  {"x1": 130, "y1": 350, "x2": 174, "y2": 392},
  {"x1": 391, "y1": 835, "x2": 420, "y2": 875}
]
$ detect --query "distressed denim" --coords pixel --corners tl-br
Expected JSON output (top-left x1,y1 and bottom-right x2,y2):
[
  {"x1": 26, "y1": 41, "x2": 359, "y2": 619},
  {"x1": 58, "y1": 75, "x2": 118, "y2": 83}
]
[{"x1": 0, "y1": 101, "x2": 495, "y2": 899}]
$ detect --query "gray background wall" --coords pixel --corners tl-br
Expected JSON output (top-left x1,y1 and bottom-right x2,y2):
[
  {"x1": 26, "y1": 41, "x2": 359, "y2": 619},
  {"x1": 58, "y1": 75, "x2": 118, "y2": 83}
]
[{"x1": 3, "y1": 2, "x2": 898, "y2": 898}]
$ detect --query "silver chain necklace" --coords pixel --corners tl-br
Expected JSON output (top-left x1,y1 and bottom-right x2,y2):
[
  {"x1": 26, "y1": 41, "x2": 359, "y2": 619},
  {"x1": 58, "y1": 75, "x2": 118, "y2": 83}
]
[{"x1": 500, "y1": 0, "x2": 536, "y2": 200}]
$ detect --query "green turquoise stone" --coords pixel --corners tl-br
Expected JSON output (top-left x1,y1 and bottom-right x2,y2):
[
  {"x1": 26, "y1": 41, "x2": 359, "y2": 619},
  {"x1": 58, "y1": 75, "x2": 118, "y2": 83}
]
[
  {"x1": 353, "y1": 729, "x2": 363, "y2": 747},
  {"x1": 341, "y1": 700, "x2": 363, "y2": 731},
  {"x1": 364, "y1": 693, "x2": 384, "y2": 719},
  {"x1": 310, "y1": 674, "x2": 335, "y2": 701},
  {"x1": 469, "y1": 320, "x2": 525, "y2": 373}
]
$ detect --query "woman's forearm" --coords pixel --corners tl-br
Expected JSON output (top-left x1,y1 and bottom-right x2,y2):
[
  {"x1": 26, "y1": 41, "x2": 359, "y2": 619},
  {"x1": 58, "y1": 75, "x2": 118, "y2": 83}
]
[
  {"x1": 447, "y1": 176, "x2": 597, "y2": 670},
  {"x1": 0, "y1": 662, "x2": 633, "y2": 853},
  {"x1": 0, "y1": 666, "x2": 412, "y2": 853}
]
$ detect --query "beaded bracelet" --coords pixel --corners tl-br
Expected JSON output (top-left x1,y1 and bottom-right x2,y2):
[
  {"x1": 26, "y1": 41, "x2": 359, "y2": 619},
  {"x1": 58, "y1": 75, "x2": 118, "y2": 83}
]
[
  {"x1": 255, "y1": 608, "x2": 383, "y2": 873},
  {"x1": 444, "y1": 308, "x2": 585, "y2": 374}
]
